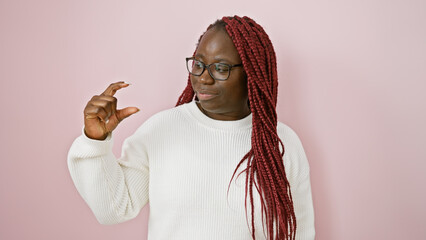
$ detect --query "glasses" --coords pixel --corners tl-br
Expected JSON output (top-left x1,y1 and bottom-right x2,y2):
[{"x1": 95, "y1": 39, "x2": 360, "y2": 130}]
[{"x1": 186, "y1": 57, "x2": 243, "y2": 81}]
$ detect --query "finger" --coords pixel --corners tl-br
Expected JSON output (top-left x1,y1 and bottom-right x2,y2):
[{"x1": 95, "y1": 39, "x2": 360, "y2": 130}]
[
  {"x1": 110, "y1": 96, "x2": 117, "y2": 116},
  {"x1": 90, "y1": 95, "x2": 117, "y2": 115},
  {"x1": 84, "y1": 105, "x2": 109, "y2": 122},
  {"x1": 103, "y1": 107, "x2": 139, "y2": 132},
  {"x1": 115, "y1": 107, "x2": 140, "y2": 122},
  {"x1": 91, "y1": 95, "x2": 117, "y2": 102},
  {"x1": 88, "y1": 99, "x2": 116, "y2": 120},
  {"x1": 93, "y1": 95, "x2": 117, "y2": 113},
  {"x1": 100, "y1": 81, "x2": 130, "y2": 97}
]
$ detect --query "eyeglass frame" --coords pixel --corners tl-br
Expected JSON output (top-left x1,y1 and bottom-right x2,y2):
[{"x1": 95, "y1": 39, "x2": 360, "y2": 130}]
[{"x1": 185, "y1": 57, "x2": 243, "y2": 81}]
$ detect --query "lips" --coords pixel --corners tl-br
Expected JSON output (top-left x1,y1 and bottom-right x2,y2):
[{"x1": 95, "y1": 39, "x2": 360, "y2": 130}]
[{"x1": 196, "y1": 90, "x2": 218, "y2": 101}]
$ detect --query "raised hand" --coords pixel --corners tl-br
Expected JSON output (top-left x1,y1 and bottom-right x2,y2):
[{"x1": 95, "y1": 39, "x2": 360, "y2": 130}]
[{"x1": 83, "y1": 81, "x2": 139, "y2": 140}]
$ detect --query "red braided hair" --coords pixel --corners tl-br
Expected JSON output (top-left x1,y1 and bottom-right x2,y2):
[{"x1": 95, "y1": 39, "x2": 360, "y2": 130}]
[{"x1": 176, "y1": 16, "x2": 296, "y2": 240}]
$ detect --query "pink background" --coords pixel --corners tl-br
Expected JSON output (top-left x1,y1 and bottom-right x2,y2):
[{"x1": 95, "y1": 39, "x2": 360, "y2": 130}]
[{"x1": 1, "y1": 0, "x2": 425, "y2": 239}]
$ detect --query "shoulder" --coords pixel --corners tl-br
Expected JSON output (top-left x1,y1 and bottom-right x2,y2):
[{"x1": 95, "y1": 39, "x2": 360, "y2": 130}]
[
  {"x1": 276, "y1": 121, "x2": 311, "y2": 180},
  {"x1": 276, "y1": 121, "x2": 304, "y2": 150},
  {"x1": 131, "y1": 102, "x2": 191, "y2": 137},
  {"x1": 146, "y1": 102, "x2": 189, "y2": 124}
]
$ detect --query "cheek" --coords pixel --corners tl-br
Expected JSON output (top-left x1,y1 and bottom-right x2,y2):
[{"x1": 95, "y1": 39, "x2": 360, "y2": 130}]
[
  {"x1": 190, "y1": 75, "x2": 196, "y2": 88},
  {"x1": 232, "y1": 77, "x2": 248, "y2": 99},
  {"x1": 223, "y1": 82, "x2": 246, "y2": 101}
]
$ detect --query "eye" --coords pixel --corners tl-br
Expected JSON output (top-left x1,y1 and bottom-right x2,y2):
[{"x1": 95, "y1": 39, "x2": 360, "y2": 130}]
[
  {"x1": 194, "y1": 60, "x2": 204, "y2": 69},
  {"x1": 215, "y1": 64, "x2": 230, "y2": 73}
]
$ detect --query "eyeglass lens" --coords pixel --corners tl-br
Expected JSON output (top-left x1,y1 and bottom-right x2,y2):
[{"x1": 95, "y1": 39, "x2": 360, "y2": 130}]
[{"x1": 187, "y1": 59, "x2": 230, "y2": 80}]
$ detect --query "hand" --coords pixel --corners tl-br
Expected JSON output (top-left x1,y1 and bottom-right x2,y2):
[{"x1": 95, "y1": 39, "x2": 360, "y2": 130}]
[{"x1": 83, "y1": 81, "x2": 139, "y2": 140}]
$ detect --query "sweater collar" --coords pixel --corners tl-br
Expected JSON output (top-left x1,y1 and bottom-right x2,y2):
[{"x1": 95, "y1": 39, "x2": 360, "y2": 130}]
[{"x1": 185, "y1": 101, "x2": 252, "y2": 131}]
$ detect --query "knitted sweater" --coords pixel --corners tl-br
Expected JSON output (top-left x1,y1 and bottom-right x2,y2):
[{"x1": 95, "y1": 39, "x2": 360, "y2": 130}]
[{"x1": 67, "y1": 101, "x2": 315, "y2": 240}]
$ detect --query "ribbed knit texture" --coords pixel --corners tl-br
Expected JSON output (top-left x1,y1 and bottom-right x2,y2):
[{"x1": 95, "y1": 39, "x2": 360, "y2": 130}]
[{"x1": 67, "y1": 101, "x2": 315, "y2": 240}]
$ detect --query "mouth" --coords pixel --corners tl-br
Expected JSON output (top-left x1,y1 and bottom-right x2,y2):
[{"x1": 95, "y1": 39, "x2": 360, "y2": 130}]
[{"x1": 196, "y1": 90, "x2": 218, "y2": 101}]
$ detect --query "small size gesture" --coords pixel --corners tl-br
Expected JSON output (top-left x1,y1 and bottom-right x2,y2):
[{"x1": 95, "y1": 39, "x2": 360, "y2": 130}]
[{"x1": 83, "y1": 81, "x2": 140, "y2": 140}]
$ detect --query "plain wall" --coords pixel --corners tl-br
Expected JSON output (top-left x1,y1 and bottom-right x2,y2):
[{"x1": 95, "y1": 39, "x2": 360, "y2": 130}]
[{"x1": 1, "y1": 0, "x2": 425, "y2": 239}]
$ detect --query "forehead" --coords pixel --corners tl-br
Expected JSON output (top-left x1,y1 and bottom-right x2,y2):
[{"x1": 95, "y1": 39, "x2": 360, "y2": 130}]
[{"x1": 195, "y1": 27, "x2": 240, "y2": 63}]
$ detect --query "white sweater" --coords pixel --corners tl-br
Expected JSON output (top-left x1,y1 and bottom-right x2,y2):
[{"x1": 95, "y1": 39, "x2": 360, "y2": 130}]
[{"x1": 67, "y1": 101, "x2": 315, "y2": 240}]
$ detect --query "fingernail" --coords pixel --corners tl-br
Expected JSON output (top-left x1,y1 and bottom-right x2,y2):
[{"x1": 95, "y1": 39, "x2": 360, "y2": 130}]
[
  {"x1": 136, "y1": 108, "x2": 140, "y2": 112},
  {"x1": 124, "y1": 81, "x2": 132, "y2": 85}
]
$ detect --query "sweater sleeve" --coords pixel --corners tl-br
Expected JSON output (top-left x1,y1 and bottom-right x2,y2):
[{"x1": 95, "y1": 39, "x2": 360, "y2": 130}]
[
  {"x1": 279, "y1": 123, "x2": 316, "y2": 240},
  {"x1": 67, "y1": 126, "x2": 149, "y2": 225}
]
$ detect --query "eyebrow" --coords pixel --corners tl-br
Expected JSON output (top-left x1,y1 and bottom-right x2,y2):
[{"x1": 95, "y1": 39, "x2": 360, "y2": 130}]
[{"x1": 194, "y1": 53, "x2": 232, "y2": 63}]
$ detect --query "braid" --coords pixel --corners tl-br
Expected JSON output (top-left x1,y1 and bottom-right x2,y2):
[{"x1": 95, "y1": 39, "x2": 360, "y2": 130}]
[{"x1": 176, "y1": 16, "x2": 296, "y2": 240}]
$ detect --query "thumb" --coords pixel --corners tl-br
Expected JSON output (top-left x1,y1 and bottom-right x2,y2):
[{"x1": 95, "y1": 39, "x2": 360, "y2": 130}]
[{"x1": 115, "y1": 107, "x2": 140, "y2": 122}]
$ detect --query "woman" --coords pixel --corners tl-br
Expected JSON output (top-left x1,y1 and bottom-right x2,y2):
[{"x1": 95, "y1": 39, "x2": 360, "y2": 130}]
[{"x1": 68, "y1": 16, "x2": 315, "y2": 240}]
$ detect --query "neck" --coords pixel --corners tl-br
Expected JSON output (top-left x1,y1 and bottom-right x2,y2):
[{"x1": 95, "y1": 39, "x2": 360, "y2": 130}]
[{"x1": 195, "y1": 101, "x2": 251, "y2": 121}]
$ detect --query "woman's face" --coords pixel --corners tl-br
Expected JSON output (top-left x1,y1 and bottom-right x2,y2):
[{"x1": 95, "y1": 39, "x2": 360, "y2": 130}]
[{"x1": 190, "y1": 27, "x2": 250, "y2": 121}]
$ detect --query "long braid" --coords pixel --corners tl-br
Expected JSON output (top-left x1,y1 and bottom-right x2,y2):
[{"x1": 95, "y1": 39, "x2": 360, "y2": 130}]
[{"x1": 176, "y1": 16, "x2": 296, "y2": 240}]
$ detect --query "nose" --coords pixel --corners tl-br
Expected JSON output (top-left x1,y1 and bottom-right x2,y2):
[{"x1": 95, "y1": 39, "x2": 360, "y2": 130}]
[{"x1": 199, "y1": 68, "x2": 215, "y2": 85}]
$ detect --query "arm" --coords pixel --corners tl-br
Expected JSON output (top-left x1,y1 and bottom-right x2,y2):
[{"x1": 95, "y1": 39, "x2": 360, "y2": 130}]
[
  {"x1": 67, "y1": 126, "x2": 149, "y2": 225},
  {"x1": 292, "y1": 163, "x2": 316, "y2": 240},
  {"x1": 279, "y1": 123, "x2": 316, "y2": 239}
]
